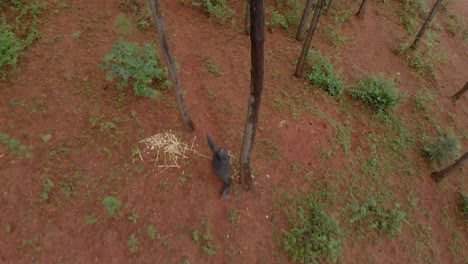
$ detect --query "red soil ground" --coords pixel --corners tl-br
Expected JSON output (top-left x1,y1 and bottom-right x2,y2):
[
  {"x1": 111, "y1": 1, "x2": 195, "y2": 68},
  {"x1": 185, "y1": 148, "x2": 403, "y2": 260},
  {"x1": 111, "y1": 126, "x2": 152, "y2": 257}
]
[{"x1": 0, "y1": 0, "x2": 466, "y2": 263}]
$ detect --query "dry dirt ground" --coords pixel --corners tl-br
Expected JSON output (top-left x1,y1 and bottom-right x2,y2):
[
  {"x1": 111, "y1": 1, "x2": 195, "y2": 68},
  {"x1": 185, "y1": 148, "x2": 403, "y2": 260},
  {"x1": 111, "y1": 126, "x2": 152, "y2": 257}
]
[{"x1": 0, "y1": 0, "x2": 467, "y2": 263}]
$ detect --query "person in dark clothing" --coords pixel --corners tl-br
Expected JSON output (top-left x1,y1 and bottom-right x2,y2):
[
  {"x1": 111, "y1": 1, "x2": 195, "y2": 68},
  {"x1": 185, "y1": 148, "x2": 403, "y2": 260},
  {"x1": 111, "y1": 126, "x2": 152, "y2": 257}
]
[{"x1": 206, "y1": 133, "x2": 232, "y2": 199}]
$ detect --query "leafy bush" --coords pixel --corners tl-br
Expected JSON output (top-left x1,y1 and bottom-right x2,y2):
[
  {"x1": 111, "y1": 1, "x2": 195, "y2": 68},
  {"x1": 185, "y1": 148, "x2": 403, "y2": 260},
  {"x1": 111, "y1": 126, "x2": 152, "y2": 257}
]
[
  {"x1": 350, "y1": 74, "x2": 403, "y2": 114},
  {"x1": 0, "y1": 21, "x2": 25, "y2": 79},
  {"x1": 100, "y1": 39, "x2": 168, "y2": 98},
  {"x1": 103, "y1": 196, "x2": 122, "y2": 216},
  {"x1": 348, "y1": 198, "x2": 407, "y2": 238},
  {"x1": 192, "y1": 0, "x2": 234, "y2": 24},
  {"x1": 192, "y1": 220, "x2": 219, "y2": 256},
  {"x1": 282, "y1": 196, "x2": 343, "y2": 264},
  {"x1": 306, "y1": 51, "x2": 344, "y2": 97},
  {"x1": 423, "y1": 135, "x2": 460, "y2": 165}
]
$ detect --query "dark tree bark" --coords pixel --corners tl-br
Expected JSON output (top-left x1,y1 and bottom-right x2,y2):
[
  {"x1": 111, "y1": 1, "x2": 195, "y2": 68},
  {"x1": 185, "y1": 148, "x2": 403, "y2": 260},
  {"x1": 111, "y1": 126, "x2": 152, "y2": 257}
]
[
  {"x1": 356, "y1": 0, "x2": 369, "y2": 19},
  {"x1": 148, "y1": 0, "x2": 195, "y2": 132},
  {"x1": 296, "y1": 0, "x2": 313, "y2": 41},
  {"x1": 326, "y1": 0, "x2": 334, "y2": 16},
  {"x1": 452, "y1": 81, "x2": 468, "y2": 101},
  {"x1": 294, "y1": 0, "x2": 326, "y2": 78},
  {"x1": 244, "y1": 0, "x2": 250, "y2": 36},
  {"x1": 410, "y1": 0, "x2": 443, "y2": 50},
  {"x1": 240, "y1": 0, "x2": 265, "y2": 190},
  {"x1": 432, "y1": 152, "x2": 468, "y2": 182}
]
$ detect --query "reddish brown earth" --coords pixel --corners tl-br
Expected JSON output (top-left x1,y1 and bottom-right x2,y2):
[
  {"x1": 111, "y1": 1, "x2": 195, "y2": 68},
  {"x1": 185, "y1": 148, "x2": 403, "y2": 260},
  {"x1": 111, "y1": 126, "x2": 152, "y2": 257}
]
[{"x1": 0, "y1": 0, "x2": 467, "y2": 263}]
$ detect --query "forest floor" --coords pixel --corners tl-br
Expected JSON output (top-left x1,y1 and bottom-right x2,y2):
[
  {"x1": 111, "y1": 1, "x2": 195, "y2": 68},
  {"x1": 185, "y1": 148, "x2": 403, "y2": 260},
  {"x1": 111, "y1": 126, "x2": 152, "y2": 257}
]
[{"x1": 0, "y1": 0, "x2": 467, "y2": 263}]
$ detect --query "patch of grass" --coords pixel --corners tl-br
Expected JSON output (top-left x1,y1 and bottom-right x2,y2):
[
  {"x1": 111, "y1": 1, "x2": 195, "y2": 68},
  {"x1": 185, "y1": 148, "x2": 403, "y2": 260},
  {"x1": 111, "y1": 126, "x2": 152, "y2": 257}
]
[
  {"x1": 192, "y1": 0, "x2": 235, "y2": 24},
  {"x1": 148, "y1": 225, "x2": 171, "y2": 250},
  {"x1": 398, "y1": 0, "x2": 428, "y2": 34},
  {"x1": 347, "y1": 198, "x2": 407, "y2": 238},
  {"x1": 257, "y1": 138, "x2": 281, "y2": 160},
  {"x1": 445, "y1": 11, "x2": 468, "y2": 41},
  {"x1": 128, "y1": 234, "x2": 138, "y2": 253},
  {"x1": 103, "y1": 196, "x2": 122, "y2": 217},
  {"x1": 128, "y1": 211, "x2": 138, "y2": 223},
  {"x1": 228, "y1": 210, "x2": 238, "y2": 224},
  {"x1": 462, "y1": 194, "x2": 468, "y2": 219},
  {"x1": 201, "y1": 55, "x2": 223, "y2": 76},
  {"x1": 72, "y1": 31, "x2": 81, "y2": 39},
  {"x1": 100, "y1": 39, "x2": 168, "y2": 99},
  {"x1": 115, "y1": 14, "x2": 133, "y2": 35},
  {"x1": 407, "y1": 48, "x2": 446, "y2": 80},
  {"x1": 267, "y1": 6, "x2": 289, "y2": 32},
  {"x1": 0, "y1": 133, "x2": 33, "y2": 159},
  {"x1": 192, "y1": 220, "x2": 219, "y2": 256},
  {"x1": 423, "y1": 135, "x2": 460, "y2": 166},
  {"x1": 40, "y1": 179, "x2": 54, "y2": 202},
  {"x1": 85, "y1": 215, "x2": 97, "y2": 224},
  {"x1": 322, "y1": 25, "x2": 348, "y2": 48},
  {"x1": 350, "y1": 74, "x2": 403, "y2": 115},
  {"x1": 281, "y1": 193, "x2": 343, "y2": 264},
  {"x1": 306, "y1": 51, "x2": 344, "y2": 98}
]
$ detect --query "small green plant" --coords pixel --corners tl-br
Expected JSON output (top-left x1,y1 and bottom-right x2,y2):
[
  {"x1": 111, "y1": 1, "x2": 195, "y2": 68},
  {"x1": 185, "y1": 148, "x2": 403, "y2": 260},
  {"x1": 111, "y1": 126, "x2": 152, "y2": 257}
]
[
  {"x1": 423, "y1": 135, "x2": 460, "y2": 166},
  {"x1": 267, "y1": 7, "x2": 289, "y2": 32},
  {"x1": 282, "y1": 195, "x2": 343, "y2": 264},
  {"x1": 85, "y1": 215, "x2": 98, "y2": 224},
  {"x1": 322, "y1": 25, "x2": 348, "y2": 48},
  {"x1": 445, "y1": 12, "x2": 468, "y2": 41},
  {"x1": 407, "y1": 48, "x2": 447, "y2": 79},
  {"x1": 461, "y1": 194, "x2": 468, "y2": 219},
  {"x1": 128, "y1": 234, "x2": 138, "y2": 253},
  {"x1": 350, "y1": 74, "x2": 402, "y2": 115},
  {"x1": 398, "y1": 0, "x2": 428, "y2": 33},
  {"x1": 128, "y1": 211, "x2": 138, "y2": 223},
  {"x1": 192, "y1": 0, "x2": 235, "y2": 24},
  {"x1": 348, "y1": 198, "x2": 407, "y2": 238},
  {"x1": 148, "y1": 225, "x2": 156, "y2": 239},
  {"x1": 100, "y1": 39, "x2": 168, "y2": 98},
  {"x1": 201, "y1": 55, "x2": 223, "y2": 76},
  {"x1": 103, "y1": 196, "x2": 122, "y2": 216},
  {"x1": 40, "y1": 179, "x2": 54, "y2": 202},
  {"x1": 228, "y1": 210, "x2": 238, "y2": 224},
  {"x1": 0, "y1": 133, "x2": 33, "y2": 159},
  {"x1": 306, "y1": 51, "x2": 344, "y2": 97},
  {"x1": 0, "y1": 21, "x2": 25, "y2": 79},
  {"x1": 192, "y1": 220, "x2": 219, "y2": 256},
  {"x1": 72, "y1": 31, "x2": 81, "y2": 39}
]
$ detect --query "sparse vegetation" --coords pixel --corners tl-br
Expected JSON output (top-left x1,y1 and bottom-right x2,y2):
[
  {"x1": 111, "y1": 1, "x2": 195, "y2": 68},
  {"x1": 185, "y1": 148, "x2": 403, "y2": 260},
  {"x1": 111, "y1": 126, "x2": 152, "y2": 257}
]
[
  {"x1": 40, "y1": 179, "x2": 54, "y2": 202},
  {"x1": 192, "y1": 220, "x2": 219, "y2": 256},
  {"x1": 128, "y1": 234, "x2": 138, "y2": 253},
  {"x1": 348, "y1": 198, "x2": 407, "y2": 238},
  {"x1": 350, "y1": 74, "x2": 403, "y2": 115},
  {"x1": 191, "y1": 0, "x2": 235, "y2": 24},
  {"x1": 281, "y1": 193, "x2": 343, "y2": 264},
  {"x1": 306, "y1": 51, "x2": 344, "y2": 97},
  {"x1": 423, "y1": 135, "x2": 460, "y2": 166},
  {"x1": 0, "y1": 133, "x2": 33, "y2": 159},
  {"x1": 100, "y1": 39, "x2": 168, "y2": 98}
]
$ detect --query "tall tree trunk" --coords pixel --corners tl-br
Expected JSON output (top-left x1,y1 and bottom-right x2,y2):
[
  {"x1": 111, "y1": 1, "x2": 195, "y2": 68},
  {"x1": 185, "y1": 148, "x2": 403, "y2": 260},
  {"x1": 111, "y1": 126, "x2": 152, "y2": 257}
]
[
  {"x1": 452, "y1": 81, "x2": 468, "y2": 101},
  {"x1": 148, "y1": 0, "x2": 195, "y2": 132},
  {"x1": 244, "y1": 0, "x2": 250, "y2": 36},
  {"x1": 294, "y1": 0, "x2": 326, "y2": 78},
  {"x1": 431, "y1": 152, "x2": 468, "y2": 182},
  {"x1": 410, "y1": 0, "x2": 443, "y2": 50},
  {"x1": 326, "y1": 0, "x2": 334, "y2": 16},
  {"x1": 240, "y1": 0, "x2": 265, "y2": 190},
  {"x1": 356, "y1": 0, "x2": 369, "y2": 19},
  {"x1": 296, "y1": 0, "x2": 313, "y2": 41}
]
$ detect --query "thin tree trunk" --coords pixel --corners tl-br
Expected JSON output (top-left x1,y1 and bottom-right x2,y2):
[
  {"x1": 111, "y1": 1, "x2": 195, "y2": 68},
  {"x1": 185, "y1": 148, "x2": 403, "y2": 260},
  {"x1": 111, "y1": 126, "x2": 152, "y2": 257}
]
[
  {"x1": 452, "y1": 81, "x2": 468, "y2": 101},
  {"x1": 326, "y1": 0, "x2": 334, "y2": 16},
  {"x1": 410, "y1": 0, "x2": 443, "y2": 50},
  {"x1": 296, "y1": 0, "x2": 313, "y2": 41},
  {"x1": 240, "y1": 0, "x2": 265, "y2": 190},
  {"x1": 431, "y1": 151, "x2": 468, "y2": 182},
  {"x1": 356, "y1": 0, "x2": 369, "y2": 19},
  {"x1": 148, "y1": 0, "x2": 195, "y2": 132},
  {"x1": 294, "y1": 0, "x2": 326, "y2": 78},
  {"x1": 244, "y1": 0, "x2": 250, "y2": 36}
]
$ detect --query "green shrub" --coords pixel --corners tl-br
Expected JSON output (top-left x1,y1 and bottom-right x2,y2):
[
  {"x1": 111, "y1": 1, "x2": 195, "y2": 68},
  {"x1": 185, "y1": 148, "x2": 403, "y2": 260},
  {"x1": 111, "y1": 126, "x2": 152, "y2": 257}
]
[
  {"x1": 398, "y1": 0, "x2": 428, "y2": 33},
  {"x1": 100, "y1": 39, "x2": 168, "y2": 98},
  {"x1": 282, "y1": 196, "x2": 343, "y2": 264},
  {"x1": 192, "y1": 0, "x2": 234, "y2": 24},
  {"x1": 306, "y1": 51, "x2": 344, "y2": 97},
  {"x1": 423, "y1": 135, "x2": 460, "y2": 165},
  {"x1": 462, "y1": 194, "x2": 468, "y2": 219},
  {"x1": 0, "y1": 132, "x2": 33, "y2": 159},
  {"x1": 348, "y1": 198, "x2": 407, "y2": 238},
  {"x1": 350, "y1": 74, "x2": 402, "y2": 114},
  {"x1": 0, "y1": 21, "x2": 25, "y2": 78},
  {"x1": 267, "y1": 7, "x2": 289, "y2": 32}
]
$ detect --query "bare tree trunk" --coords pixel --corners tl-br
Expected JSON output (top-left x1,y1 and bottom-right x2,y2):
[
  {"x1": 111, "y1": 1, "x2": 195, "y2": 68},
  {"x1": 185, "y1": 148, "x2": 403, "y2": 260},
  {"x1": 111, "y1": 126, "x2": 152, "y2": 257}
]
[
  {"x1": 148, "y1": 0, "x2": 195, "y2": 132},
  {"x1": 431, "y1": 152, "x2": 468, "y2": 182},
  {"x1": 326, "y1": 0, "x2": 334, "y2": 16},
  {"x1": 410, "y1": 0, "x2": 443, "y2": 50},
  {"x1": 356, "y1": 0, "x2": 369, "y2": 19},
  {"x1": 294, "y1": 0, "x2": 326, "y2": 78},
  {"x1": 244, "y1": 0, "x2": 250, "y2": 36},
  {"x1": 240, "y1": 0, "x2": 265, "y2": 190},
  {"x1": 296, "y1": 0, "x2": 313, "y2": 41},
  {"x1": 452, "y1": 81, "x2": 468, "y2": 101}
]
